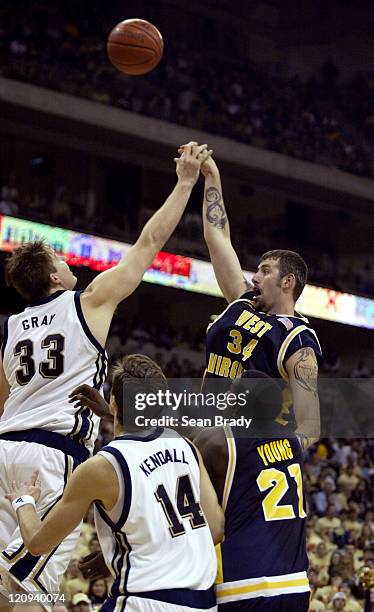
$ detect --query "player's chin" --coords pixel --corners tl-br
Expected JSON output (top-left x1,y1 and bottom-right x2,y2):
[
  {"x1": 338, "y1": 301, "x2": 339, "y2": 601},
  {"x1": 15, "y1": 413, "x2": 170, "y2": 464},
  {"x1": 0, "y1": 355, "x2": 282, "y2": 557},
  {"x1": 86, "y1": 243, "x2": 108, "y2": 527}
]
[{"x1": 253, "y1": 295, "x2": 265, "y2": 310}]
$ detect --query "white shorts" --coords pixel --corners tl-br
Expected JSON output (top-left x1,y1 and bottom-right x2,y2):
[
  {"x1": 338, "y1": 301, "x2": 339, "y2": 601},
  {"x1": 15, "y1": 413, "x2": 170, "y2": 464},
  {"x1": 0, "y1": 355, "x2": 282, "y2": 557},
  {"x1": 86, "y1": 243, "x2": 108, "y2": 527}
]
[
  {"x1": 126, "y1": 599, "x2": 217, "y2": 612},
  {"x1": 0, "y1": 439, "x2": 80, "y2": 603},
  {"x1": 102, "y1": 595, "x2": 217, "y2": 612}
]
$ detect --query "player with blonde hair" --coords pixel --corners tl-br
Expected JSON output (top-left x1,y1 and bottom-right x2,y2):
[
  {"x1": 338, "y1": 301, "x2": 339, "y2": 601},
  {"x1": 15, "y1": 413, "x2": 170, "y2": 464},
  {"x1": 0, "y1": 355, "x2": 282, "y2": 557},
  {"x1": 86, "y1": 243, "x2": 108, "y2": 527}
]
[{"x1": 0, "y1": 144, "x2": 212, "y2": 608}]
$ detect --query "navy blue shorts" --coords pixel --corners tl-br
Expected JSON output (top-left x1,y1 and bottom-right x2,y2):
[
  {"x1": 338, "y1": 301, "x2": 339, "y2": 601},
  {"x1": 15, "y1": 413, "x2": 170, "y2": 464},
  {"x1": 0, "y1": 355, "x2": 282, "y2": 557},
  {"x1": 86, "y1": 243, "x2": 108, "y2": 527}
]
[{"x1": 218, "y1": 592, "x2": 310, "y2": 611}]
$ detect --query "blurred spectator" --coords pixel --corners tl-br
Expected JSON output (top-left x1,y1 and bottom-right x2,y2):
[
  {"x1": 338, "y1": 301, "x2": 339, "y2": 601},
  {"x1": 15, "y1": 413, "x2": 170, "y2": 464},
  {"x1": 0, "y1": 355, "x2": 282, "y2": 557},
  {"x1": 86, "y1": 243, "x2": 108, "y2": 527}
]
[
  {"x1": 0, "y1": 185, "x2": 19, "y2": 216},
  {"x1": 338, "y1": 467, "x2": 360, "y2": 497},
  {"x1": 88, "y1": 579, "x2": 108, "y2": 608},
  {"x1": 351, "y1": 361, "x2": 371, "y2": 379},
  {"x1": 314, "y1": 478, "x2": 336, "y2": 515},
  {"x1": 316, "y1": 504, "x2": 342, "y2": 533},
  {"x1": 329, "y1": 591, "x2": 347, "y2": 610},
  {"x1": 61, "y1": 559, "x2": 89, "y2": 601},
  {"x1": 71, "y1": 593, "x2": 91, "y2": 612},
  {"x1": 323, "y1": 351, "x2": 342, "y2": 376},
  {"x1": 88, "y1": 536, "x2": 101, "y2": 554}
]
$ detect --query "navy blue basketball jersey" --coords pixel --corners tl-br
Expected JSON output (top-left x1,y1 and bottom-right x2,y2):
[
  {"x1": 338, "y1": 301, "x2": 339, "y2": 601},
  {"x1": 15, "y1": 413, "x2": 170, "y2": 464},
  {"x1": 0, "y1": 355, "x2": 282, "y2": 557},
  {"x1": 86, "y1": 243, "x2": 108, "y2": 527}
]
[
  {"x1": 204, "y1": 292, "x2": 322, "y2": 384},
  {"x1": 215, "y1": 424, "x2": 309, "y2": 607}
]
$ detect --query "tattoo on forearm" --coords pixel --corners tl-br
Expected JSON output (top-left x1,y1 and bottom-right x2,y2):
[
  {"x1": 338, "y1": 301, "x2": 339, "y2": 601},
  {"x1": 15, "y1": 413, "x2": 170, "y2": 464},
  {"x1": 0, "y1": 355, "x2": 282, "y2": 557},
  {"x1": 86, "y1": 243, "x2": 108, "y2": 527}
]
[
  {"x1": 205, "y1": 187, "x2": 228, "y2": 230},
  {"x1": 293, "y1": 348, "x2": 318, "y2": 395}
]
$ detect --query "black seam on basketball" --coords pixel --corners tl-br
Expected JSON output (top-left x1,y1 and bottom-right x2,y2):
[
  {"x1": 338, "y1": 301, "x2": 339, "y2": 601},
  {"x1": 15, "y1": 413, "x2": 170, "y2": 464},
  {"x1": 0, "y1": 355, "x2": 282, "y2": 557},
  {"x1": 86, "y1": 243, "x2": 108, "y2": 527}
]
[
  {"x1": 108, "y1": 41, "x2": 158, "y2": 56},
  {"x1": 126, "y1": 22, "x2": 161, "y2": 40},
  {"x1": 109, "y1": 25, "x2": 161, "y2": 48},
  {"x1": 109, "y1": 23, "x2": 163, "y2": 55},
  {"x1": 125, "y1": 23, "x2": 163, "y2": 53}
]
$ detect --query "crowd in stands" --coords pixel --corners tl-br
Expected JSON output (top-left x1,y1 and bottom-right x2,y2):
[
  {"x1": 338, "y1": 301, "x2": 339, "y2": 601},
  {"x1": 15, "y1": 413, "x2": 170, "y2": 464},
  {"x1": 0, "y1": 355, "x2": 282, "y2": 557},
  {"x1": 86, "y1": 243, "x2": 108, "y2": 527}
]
[
  {"x1": 306, "y1": 439, "x2": 374, "y2": 610},
  {"x1": 0, "y1": 0, "x2": 373, "y2": 179}
]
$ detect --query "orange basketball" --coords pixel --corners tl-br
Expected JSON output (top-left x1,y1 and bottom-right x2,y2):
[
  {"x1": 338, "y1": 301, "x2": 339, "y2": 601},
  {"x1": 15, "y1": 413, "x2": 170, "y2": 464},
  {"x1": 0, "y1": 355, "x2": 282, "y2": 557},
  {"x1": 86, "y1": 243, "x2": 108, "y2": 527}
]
[{"x1": 107, "y1": 19, "x2": 163, "y2": 76}]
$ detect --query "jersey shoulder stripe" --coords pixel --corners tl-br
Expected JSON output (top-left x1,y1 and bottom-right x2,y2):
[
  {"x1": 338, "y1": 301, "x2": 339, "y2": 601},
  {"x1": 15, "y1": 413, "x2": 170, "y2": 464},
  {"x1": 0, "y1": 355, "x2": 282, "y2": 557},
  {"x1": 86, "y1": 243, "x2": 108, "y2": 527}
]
[
  {"x1": 98, "y1": 446, "x2": 132, "y2": 532},
  {"x1": 111, "y1": 531, "x2": 131, "y2": 599},
  {"x1": 277, "y1": 325, "x2": 309, "y2": 379},
  {"x1": 222, "y1": 426, "x2": 237, "y2": 512},
  {"x1": 73, "y1": 291, "x2": 105, "y2": 354},
  {"x1": 183, "y1": 438, "x2": 199, "y2": 465},
  {"x1": 277, "y1": 325, "x2": 322, "y2": 379}
]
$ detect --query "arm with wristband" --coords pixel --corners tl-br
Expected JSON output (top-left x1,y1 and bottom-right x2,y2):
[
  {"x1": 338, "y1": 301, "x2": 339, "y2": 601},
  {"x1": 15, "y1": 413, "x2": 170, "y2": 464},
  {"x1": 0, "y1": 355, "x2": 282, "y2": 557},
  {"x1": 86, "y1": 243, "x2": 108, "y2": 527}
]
[{"x1": 6, "y1": 458, "x2": 118, "y2": 556}]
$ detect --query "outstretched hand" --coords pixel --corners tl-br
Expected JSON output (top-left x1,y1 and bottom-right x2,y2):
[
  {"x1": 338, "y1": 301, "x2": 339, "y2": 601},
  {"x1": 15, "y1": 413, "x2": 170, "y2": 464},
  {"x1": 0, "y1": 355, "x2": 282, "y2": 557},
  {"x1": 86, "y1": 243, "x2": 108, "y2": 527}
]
[
  {"x1": 6, "y1": 471, "x2": 41, "y2": 504},
  {"x1": 174, "y1": 142, "x2": 213, "y2": 185},
  {"x1": 69, "y1": 384, "x2": 113, "y2": 421},
  {"x1": 178, "y1": 141, "x2": 218, "y2": 177}
]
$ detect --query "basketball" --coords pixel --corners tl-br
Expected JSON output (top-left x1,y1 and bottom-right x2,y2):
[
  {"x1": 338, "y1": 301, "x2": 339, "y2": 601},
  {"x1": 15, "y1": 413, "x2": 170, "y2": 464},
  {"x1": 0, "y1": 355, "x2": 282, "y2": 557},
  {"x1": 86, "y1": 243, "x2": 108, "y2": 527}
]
[{"x1": 107, "y1": 19, "x2": 163, "y2": 76}]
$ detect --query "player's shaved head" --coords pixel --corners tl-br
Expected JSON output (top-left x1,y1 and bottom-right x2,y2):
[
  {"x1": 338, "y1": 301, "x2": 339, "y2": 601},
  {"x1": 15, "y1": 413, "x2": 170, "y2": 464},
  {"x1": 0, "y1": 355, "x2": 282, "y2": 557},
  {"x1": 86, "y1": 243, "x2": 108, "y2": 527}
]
[
  {"x1": 5, "y1": 240, "x2": 56, "y2": 300},
  {"x1": 260, "y1": 249, "x2": 307, "y2": 301}
]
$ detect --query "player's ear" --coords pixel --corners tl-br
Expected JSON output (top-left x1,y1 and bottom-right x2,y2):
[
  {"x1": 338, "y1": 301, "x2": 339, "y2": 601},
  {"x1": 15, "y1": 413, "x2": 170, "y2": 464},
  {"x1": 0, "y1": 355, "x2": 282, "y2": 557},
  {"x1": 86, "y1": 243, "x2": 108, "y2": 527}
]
[
  {"x1": 49, "y1": 271, "x2": 61, "y2": 286},
  {"x1": 282, "y1": 273, "x2": 295, "y2": 291},
  {"x1": 109, "y1": 393, "x2": 117, "y2": 417}
]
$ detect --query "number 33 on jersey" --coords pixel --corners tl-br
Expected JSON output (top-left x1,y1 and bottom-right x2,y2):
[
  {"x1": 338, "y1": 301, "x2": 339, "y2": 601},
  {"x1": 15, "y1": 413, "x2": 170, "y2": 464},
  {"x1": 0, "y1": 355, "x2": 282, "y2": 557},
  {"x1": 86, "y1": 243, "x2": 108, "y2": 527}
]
[{"x1": 1, "y1": 291, "x2": 107, "y2": 453}]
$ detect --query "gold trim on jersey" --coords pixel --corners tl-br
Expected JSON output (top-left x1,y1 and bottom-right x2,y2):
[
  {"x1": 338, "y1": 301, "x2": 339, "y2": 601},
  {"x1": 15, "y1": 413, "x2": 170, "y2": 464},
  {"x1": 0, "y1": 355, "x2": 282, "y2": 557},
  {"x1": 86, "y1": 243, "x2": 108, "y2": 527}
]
[
  {"x1": 200, "y1": 368, "x2": 207, "y2": 391},
  {"x1": 117, "y1": 532, "x2": 130, "y2": 596},
  {"x1": 222, "y1": 426, "x2": 237, "y2": 512},
  {"x1": 0, "y1": 546, "x2": 28, "y2": 566},
  {"x1": 216, "y1": 428, "x2": 236, "y2": 589},
  {"x1": 277, "y1": 325, "x2": 322, "y2": 380},
  {"x1": 277, "y1": 325, "x2": 308, "y2": 379},
  {"x1": 216, "y1": 571, "x2": 310, "y2": 603},
  {"x1": 215, "y1": 544, "x2": 223, "y2": 585},
  {"x1": 114, "y1": 595, "x2": 126, "y2": 612}
]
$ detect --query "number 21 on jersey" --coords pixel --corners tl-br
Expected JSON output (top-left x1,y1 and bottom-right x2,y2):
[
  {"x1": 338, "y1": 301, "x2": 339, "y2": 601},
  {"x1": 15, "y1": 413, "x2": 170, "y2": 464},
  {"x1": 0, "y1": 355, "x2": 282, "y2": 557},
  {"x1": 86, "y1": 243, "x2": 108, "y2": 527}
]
[{"x1": 256, "y1": 463, "x2": 306, "y2": 521}]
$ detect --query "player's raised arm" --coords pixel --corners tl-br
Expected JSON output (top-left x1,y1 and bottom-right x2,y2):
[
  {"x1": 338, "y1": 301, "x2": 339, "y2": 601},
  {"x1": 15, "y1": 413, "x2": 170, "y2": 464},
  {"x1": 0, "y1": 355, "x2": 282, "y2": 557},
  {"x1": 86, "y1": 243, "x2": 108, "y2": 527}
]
[
  {"x1": 286, "y1": 347, "x2": 320, "y2": 450},
  {"x1": 7, "y1": 455, "x2": 118, "y2": 556},
  {"x1": 81, "y1": 144, "x2": 211, "y2": 346},
  {"x1": 201, "y1": 154, "x2": 249, "y2": 303}
]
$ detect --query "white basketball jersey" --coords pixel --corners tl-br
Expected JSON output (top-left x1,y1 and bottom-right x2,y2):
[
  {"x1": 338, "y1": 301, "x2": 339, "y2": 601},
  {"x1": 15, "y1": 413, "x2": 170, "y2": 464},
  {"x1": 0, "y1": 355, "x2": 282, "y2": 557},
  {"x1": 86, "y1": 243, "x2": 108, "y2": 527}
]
[
  {"x1": 1, "y1": 290, "x2": 107, "y2": 452},
  {"x1": 94, "y1": 428, "x2": 217, "y2": 600}
]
